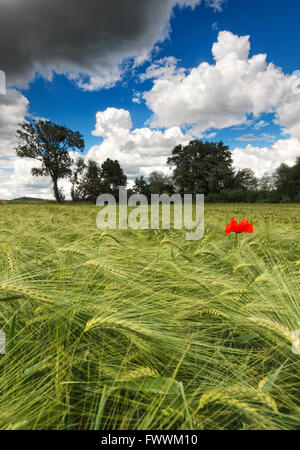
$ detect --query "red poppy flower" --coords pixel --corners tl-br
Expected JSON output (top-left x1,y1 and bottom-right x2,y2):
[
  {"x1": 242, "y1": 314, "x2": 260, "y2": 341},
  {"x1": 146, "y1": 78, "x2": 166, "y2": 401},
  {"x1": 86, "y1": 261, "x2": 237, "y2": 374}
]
[{"x1": 225, "y1": 217, "x2": 254, "y2": 236}]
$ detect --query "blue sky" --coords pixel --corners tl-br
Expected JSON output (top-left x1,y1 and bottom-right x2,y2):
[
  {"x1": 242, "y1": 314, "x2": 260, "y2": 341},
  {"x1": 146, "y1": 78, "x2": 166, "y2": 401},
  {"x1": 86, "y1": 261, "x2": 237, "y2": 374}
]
[
  {"x1": 1, "y1": 0, "x2": 300, "y2": 198},
  {"x1": 18, "y1": 0, "x2": 300, "y2": 149},
  {"x1": 20, "y1": 0, "x2": 300, "y2": 150}
]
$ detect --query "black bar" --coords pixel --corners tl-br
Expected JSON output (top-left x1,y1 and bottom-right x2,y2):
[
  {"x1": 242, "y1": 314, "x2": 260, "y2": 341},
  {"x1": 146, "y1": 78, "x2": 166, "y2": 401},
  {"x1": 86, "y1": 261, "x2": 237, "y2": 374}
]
[{"x1": 0, "y1": 430, "x2": 294, "y2": 449}]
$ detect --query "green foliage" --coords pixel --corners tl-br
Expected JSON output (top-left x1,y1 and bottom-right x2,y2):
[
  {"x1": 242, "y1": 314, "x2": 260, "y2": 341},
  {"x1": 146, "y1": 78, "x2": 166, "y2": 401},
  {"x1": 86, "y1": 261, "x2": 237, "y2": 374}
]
[
  {"x1": 0, "y1": 203, "x2": 299, "y2": 430},
  {"x1": 168, "y1": 140, "x2": 235, "y2": 195},
  {"x1": 274, "y1": 157, "x2": 300, "y2": 203},
  {"x1": 134, "y1": 172, "x2": 175, "y2": 199},
  {"x1": 77, "y1": 160, "x2": 103, "y2": 203},
  {"x1": 234, "y1": 169, "x2": 258, "y2": 191},
  {"x1": 74, "y1": 158, "x2": 127, "y2": 203},
  {"x1": 148, "y1": 171, "x2": 175, "y2": 195},
  {"x1": 133, "y1": 175, "x2": 151, "y2": 199},
  {"x1": 100, "y1": 159, "x2": 127, "y2": 200},
  {"x1": 70, "y1": 157, "x2": 86, "y2": 202},
  {"x1": 166, "y1": 140, "x2": 300, "y2": 203},
  {"x1": 15, "y1": 120, "x2": 85, "y2": 202}
]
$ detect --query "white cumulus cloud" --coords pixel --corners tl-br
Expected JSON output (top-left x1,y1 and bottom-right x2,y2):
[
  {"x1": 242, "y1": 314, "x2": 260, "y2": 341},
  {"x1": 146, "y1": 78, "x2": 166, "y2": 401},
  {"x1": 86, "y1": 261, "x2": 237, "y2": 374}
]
[
  {"x1": 232, "y1": 138, "x2": 300, "y2": 178},
  {"x1": 2, "y1": 26, "x2": 300, "y2": 199},
  {"x1": 141, "y1": 30, "x2": 300, "y2": 176},
  {"x1": 143, "y1": 31, "x2": 300, "y2": 138},
  {"x1": 87, "y1": 107, "x2": 191, "y2": 177}
]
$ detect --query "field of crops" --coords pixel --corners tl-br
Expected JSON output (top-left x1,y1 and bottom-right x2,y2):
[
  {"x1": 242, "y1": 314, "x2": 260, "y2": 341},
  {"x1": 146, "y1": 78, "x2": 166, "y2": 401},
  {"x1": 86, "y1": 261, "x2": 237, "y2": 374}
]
[{"x1": 0, "y1": 202, "x2": 299, "y2": 430}]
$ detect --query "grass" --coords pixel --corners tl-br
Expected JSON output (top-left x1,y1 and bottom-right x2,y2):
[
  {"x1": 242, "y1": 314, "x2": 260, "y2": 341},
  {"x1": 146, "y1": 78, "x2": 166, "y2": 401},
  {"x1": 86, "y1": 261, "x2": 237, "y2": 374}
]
[{"x1": 0, "y1": 202, "x2": 299, "y2": 430}]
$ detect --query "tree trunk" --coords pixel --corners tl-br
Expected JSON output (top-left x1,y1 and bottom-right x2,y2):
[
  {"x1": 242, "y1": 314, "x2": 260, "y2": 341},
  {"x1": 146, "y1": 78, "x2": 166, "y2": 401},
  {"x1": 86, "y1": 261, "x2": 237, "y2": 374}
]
[{"x1": 52, "y1": 177, "x2": 61, "y2": 203}]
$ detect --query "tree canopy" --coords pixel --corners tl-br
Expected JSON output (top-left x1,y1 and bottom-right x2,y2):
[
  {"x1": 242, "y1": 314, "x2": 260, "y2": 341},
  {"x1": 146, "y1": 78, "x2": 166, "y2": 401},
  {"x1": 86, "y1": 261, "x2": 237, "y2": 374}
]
[
  {"x1": 167, "y1": 140, "x2": 235, "y2": 195},
  {"x1": 72, "y1": 158, "x2": 127, "y2": 203},
  {"x1": 14, "y1": 130, "x2": 300, "y2": 203},
  {"x1": 274, "y1": 158, "x2": 300, "y2": 203},
  {"x1": 16, "y1": 120, "x2": 85, "y2": 202},
  {"x1": 100, "y1": 158, "x2": 127, "y2": 200},
  {"x1": 132, "y1": 140, "x2": 300, "y2": 204}
]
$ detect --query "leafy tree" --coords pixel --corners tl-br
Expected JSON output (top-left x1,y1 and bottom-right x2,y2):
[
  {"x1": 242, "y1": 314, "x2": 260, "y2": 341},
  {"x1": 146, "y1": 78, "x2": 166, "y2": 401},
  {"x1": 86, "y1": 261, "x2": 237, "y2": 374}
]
[
  {"x1": 168, "y1": 140, "x2": 235, "y2": 195},
  {"x1": 133, "y1": 172, "x2": 175, "y2": 199},
  {"x1": 77, "y1": 160, "x2": 102, "y2": 203},
  {"x1": 148, "y1": 171, "x2": 175, "y2": 195},
  {"x1": 257, "y1": 174, "x2": 276, "y2": 202},
  {"x1": 274, "y1": 163, "x2": 294, "y2": 202},
  {"x1": 75, "y1": 158, "x2": 127, "y2": 203},
  {"x1": 258, "y1": 174, "x2": 275, "y2": 193},
  {"x1": 292, "y1": 157, "x2": 300, "y2": 202},
  {"x1": 234, "y1": 169, "x2": 258, "y2": 191},
  {"x1": 100, "y1": 158, "x2": 127, "y2": 200},
  {"x1": 274, "y1": 158, "x2": 300, "y2": 203},
  {"x1": 16, "y1": 120, "x2": 84, "y2": 202},
  {"x1": 70, "y1": 157, "x2": 86, "y2": 201},
  {"x1": 133, "y1": 175, "x2": 151, "y2": 200}
]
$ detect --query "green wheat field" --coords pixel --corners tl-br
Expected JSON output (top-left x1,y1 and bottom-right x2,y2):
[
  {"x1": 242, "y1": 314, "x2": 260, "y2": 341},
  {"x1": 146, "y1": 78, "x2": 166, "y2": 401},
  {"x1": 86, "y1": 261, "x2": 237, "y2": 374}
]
[{"x1": 0, "y1": 202, "x2": 299, "y2": 430}]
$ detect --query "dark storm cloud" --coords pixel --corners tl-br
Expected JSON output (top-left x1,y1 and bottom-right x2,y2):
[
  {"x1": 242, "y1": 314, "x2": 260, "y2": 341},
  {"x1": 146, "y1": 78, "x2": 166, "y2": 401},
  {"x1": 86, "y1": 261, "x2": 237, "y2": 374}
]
[{"x1": 0, "y1": 0, "x2": 223, "y2": 90}]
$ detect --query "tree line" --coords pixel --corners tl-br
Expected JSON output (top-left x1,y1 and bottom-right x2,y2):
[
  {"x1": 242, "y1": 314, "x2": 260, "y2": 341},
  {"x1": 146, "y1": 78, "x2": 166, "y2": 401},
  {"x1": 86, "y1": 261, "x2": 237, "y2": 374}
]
[{"x1": 15, "y1": 120, "x2": 300, "y2": 203}]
